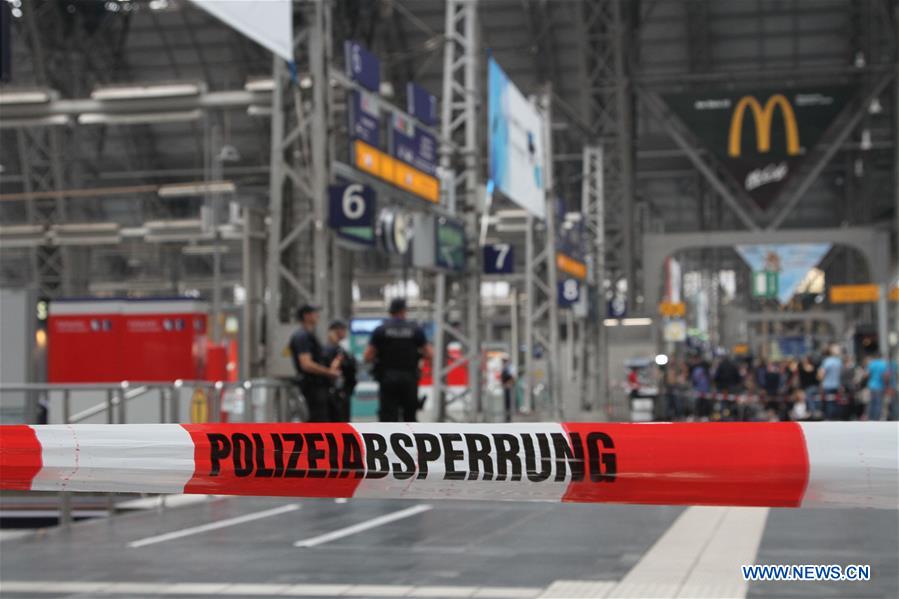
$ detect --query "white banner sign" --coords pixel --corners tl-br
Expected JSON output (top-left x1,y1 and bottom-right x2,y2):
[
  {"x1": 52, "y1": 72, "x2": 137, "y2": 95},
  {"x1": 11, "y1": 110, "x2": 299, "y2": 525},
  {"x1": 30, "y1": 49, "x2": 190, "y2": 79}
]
[
  {"x1": 488, "y1": 57, "x2": 546, "y2": 220},
  {"x1": 190, "y1": 0, "x2": 293, "y2": 63}
]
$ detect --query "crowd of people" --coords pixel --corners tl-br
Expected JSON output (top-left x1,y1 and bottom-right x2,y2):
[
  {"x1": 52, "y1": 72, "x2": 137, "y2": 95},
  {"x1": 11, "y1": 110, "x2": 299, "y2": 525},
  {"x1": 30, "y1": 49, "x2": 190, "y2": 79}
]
[{"x1": 655, "y1": 346, "x2": 897, "y2": 422}]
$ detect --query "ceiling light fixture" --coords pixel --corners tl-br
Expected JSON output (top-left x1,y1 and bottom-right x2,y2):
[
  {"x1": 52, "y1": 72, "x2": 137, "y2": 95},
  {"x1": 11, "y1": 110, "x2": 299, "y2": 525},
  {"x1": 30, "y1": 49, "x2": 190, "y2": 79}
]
[
  {"x1": 244, "y1": 78, "x2": 275, "y2": 92},
  {"x1": 0, "y1": 88, "x2": 54, "y2": 105},
  {"x1": 91, "y1": 82, "x2": 203, "y2": 100},
  {"x1": 0, "y1": 115, "x2": 70, "y2": 129},
  {"x1": 78, "y1": 110, "x2": 202, "y2": 125},
  {"x1": 157, "y1": 181, "x2": 236, "y2": 198}
]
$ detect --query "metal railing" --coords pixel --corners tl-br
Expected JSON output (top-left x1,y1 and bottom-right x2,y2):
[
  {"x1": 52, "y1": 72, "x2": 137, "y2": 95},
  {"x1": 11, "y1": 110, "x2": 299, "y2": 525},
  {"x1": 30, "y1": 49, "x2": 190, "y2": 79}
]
[{"x1": 0, "y1": 378, "x2": 303, "y2": 527}]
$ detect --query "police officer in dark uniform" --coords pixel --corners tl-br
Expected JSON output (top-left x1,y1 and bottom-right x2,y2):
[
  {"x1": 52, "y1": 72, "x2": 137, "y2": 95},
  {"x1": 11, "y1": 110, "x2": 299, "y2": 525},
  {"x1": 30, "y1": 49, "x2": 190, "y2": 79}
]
[
  {"x1": 323, "y1": 319, "x2": 357, "y2": 422},
  {"x1": 364, "y1": 298, "x2": 432, "y2": 422},
  {"x1": 288, "y1": 305, "x2": 341, "y2": 422}
]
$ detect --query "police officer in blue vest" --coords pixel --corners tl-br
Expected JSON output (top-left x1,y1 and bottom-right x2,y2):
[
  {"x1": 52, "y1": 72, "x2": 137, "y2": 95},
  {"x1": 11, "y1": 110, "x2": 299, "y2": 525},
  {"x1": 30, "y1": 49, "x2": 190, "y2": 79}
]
[{"x1": 364, "y1": 298, "x2": 432, "y2": 422}]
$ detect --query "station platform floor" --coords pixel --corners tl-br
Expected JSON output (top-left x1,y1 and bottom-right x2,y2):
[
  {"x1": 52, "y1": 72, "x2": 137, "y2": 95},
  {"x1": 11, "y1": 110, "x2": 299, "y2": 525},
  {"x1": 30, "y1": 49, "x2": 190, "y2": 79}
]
[{"x1": 0, "y1": 495, "x2": 896, "y2": 598}]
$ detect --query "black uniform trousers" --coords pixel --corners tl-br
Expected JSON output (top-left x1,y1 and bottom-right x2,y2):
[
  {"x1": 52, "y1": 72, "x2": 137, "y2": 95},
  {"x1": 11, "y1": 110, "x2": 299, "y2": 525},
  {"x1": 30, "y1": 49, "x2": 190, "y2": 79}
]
[
  {"x1": 378, "y1": 370, "x2": 419, "y2": 422},
  {"x1": 300, "y1": 383, "x2": 330, "y2": 422}
]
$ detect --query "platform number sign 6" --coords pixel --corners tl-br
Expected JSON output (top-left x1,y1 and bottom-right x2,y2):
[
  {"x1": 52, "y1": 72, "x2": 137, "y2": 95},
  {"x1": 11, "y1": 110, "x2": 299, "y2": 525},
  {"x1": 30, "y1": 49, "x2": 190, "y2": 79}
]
[
  {"x1": 483, "y1": 243, "x2": 514, "y2": 274},
  {"x1": 328, "y1": 182, "x2": 376, "y2": 246},
  {"x1": 558, "y1": 278, "x2": 580, "y2": 308},
  {"x1": 342, "y1": 184, "x2": 366, "y2": 220}
]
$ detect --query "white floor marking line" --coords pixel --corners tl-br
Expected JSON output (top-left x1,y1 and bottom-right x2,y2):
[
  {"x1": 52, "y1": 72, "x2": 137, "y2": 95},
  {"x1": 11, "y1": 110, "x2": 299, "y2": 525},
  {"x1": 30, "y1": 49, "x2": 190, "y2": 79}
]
[
  {"x1": 676, "y1": 507, "x2": 770, "y2": 598},
  {"x1": 0, "y1": 581, "x2": 544, "y2": 598},
  {"x1": 605, "y1": 506, "x2": 770, "y2": 599},
  {"x1": 537, "y1": 580, "x2": 617, "y2": 598},
  {"x1": 117, "y1": 494, "x2": 223, "y2": 510},
  {"x1": 293, "y1": 503, "x2": 433, "y2": 548},
  {"x1": 128, "y1": 503, "x2": 300, "y2": 548}
]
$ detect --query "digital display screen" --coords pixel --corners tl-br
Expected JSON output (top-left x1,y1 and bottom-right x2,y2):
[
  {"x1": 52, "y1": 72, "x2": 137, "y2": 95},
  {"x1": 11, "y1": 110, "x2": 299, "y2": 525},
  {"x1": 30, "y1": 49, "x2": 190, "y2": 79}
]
[{"x1": 436, "y1": 217, "x2": 466, "y2": 272}]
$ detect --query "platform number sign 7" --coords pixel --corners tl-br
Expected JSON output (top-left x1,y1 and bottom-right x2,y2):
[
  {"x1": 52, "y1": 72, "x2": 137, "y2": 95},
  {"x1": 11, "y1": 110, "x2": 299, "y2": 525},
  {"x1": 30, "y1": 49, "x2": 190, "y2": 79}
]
[
  {"x1": 328, "y1": 183, "x2": 375, "y2": 246},
  {"x1": 483, "y1": 244, "x2": 514, "y2": 274}
]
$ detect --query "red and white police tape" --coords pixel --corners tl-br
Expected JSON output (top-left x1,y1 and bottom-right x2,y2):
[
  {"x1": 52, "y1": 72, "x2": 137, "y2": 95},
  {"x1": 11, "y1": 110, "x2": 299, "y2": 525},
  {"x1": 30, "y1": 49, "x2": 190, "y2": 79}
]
[{"x1": 1, "y1": 422, "x2": 896, "y2": 509}]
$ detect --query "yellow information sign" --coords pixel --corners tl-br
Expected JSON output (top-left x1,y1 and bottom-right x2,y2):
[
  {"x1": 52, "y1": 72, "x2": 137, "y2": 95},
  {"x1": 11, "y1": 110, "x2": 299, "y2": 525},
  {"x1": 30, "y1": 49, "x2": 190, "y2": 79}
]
[
  {"x1": 353, "y1": 140, "x2": 439, "y2": 203},
  {"x1": 829, "y1": 284, "x2": 880, "y2": 304},
  {"x1": 190, "y1": 388, "x2": 209, "y2": 424},
  {"x1": 891, "y1": 286, "x2": 899, "y2": 302},
  {"x1": 658, "y1": 301, "x2": 686, "y2": 318},
  {"x1": 556, "y1": 254, "x2": 587, "y2": 280}
]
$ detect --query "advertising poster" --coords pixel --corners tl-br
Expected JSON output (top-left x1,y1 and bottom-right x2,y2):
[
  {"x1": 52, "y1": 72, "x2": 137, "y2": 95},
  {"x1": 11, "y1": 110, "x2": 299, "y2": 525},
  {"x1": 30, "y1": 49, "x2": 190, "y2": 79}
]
[
  {"x1": 663, "y1": 87, "x2": 851, "y2": 210},
  {"x1": 488, "y1": 57, "x2": 546, "y2": 220},
  {"x1": 735, "y1": 243, "x2": 832, "y2": 304}
]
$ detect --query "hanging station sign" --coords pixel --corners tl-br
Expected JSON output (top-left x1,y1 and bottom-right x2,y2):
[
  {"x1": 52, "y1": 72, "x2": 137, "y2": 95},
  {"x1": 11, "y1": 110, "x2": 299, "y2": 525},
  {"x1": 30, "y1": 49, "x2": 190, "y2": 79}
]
[
  {"x1": 663, "y1": 87, "x2": 852, "y2": 210},
  {"x1": 344, "y1": 40, "x2": 380, "y2": 92},
  {"x1": 345, "y1": 41, "x2": 440, "y2": 204},
  {"x1": 555, "y1": 206, "x2": 587, "y2": 281},
  {"x1": 558, "y1": 278, "x2": 581, "y2": 309},
  {"x1": 407, "y1": 82, "x2": 438, "y2": 126},
  {"x1": 390, "y1": 112, "x2": 438, "y2": 176},
  {"x1": 483, "y1": 243, "x2": 514, "y2": 274},
  {"x1": 328, "y1": 183, "x2": 376, "y2": 247}
]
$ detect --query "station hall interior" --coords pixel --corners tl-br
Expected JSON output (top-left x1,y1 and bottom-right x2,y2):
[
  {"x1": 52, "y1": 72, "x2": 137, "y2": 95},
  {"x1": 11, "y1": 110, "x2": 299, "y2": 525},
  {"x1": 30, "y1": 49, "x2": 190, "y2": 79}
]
[{"x1": 0, "y1": 1, "x2": 897, "y2": 598}]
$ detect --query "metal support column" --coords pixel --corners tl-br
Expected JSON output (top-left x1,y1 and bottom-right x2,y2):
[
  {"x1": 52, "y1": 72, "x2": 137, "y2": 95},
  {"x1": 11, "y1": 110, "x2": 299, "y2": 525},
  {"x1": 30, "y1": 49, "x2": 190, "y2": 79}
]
[
  {"x1": 580, "y1": 145, "x2": 608, "y2": 414},
  {"x1": 436, "y1": 0, "x2": 482, "y2": 421},
  {"x1": 17, "y1": 0, "x2": 68, "y2": 298},
  {"x1": 543, "y1": 93, "x2": 562, "y2": 419},
  {"x1": 894, "y1": 17, "x2": 899, "y2": 367},
  {"x1": 521, "y1": 92, "x2": 561, "y2": 419},
  {"x1": 579, "y1": 0, "x2": 636, "y2": 310},
  {"x1": 264, "y1": 2, "x2": 333, "y2": 371}
]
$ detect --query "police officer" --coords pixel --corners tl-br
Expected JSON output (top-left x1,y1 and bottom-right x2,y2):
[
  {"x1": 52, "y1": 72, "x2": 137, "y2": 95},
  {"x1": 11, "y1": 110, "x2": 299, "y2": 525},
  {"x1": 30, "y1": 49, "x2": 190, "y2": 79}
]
[
  {"x1": 289, "y1": 305, "x2": 341, "y2": 422},
  {"x1": 364, "y1": 298, "x2": 432, "y2": 422},
  {"x1": 323, "y1": 319, "x2": 357, "y2": 422}
]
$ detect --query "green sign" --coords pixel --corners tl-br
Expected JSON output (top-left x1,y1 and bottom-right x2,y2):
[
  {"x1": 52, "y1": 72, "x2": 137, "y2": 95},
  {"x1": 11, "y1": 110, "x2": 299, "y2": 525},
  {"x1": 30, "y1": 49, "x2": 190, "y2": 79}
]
[
  {"x1": 436, "y1": 217, "x2": 466, "y2": 272},
  {"x1": 752, "y1": 270, "x2": 779, "y2": 299}
]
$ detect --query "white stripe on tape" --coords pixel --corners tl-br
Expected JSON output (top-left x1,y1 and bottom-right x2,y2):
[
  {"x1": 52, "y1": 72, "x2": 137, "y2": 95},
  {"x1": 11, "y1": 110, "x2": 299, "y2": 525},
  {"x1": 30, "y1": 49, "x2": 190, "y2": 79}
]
[
  {"x1": 351, "y1": 423, "x2": 570, "y2": 501},
  {"x1": 799, "y1": 422, "x2": 899, "y2": 509},
  {"x1": 31, "y1": 424, "x2": 195, "y2": 494}
]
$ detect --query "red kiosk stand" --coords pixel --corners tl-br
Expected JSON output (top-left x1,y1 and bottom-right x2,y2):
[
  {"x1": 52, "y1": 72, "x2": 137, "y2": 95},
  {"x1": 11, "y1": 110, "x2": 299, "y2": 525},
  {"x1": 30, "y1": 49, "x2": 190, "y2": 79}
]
[{"x1": 48, "y1": 298, "x2": 209, "y2": 383}]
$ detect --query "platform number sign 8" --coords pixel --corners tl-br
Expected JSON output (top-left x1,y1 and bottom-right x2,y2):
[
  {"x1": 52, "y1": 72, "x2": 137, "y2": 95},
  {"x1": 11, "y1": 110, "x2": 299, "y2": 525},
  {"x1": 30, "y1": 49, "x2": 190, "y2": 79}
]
[
  {"x1": 483, "y1": 243, "x2": 514, "y2": 274},
  {"x1": 328, "y1": 182, "x2": 375, "y2": 246},
  {"x1": 558, "y1": 278, "x2": 581, "y2": 308}
]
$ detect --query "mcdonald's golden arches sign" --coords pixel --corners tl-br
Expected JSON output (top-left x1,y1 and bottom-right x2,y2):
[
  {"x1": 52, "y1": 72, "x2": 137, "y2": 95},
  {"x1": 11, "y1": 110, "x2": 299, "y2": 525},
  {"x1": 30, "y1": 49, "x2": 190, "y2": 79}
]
[{"x1": 664, "y1": 87, "x2": 851, "y2": 211}]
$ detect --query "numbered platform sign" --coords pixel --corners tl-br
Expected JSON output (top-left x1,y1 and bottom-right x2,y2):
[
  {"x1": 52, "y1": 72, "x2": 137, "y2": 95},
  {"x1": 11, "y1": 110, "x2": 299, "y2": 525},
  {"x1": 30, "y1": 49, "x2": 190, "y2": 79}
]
[
  {"x1": 328, "y1": 183, "x2": 376, "y2": 247},
  {"x1": 558, "y1": 278, "x2": 581, "y2": 308},
  {"x1": 483, "y1": 243, "x2": 514, "y2": 274}
]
